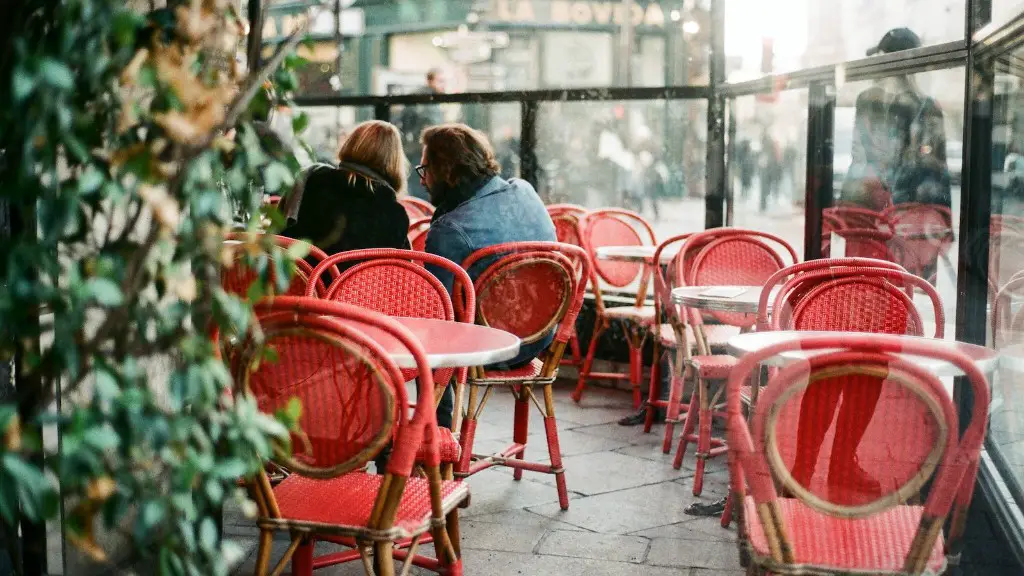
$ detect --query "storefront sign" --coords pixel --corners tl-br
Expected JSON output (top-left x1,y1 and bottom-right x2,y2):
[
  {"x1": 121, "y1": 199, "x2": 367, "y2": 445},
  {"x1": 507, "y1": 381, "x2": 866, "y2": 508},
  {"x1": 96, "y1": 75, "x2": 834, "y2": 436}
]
[
  {"x1": 262, "y1": 7, "x2": 364, "y2": 42},
  {"x1": 490, "y1": 0, "x2": 667, "y2": 27}
]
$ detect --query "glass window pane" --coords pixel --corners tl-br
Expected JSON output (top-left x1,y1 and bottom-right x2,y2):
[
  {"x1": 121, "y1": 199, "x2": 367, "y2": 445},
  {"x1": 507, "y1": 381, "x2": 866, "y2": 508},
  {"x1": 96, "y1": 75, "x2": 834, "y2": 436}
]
[
  {"x1": 990, "y1": 1, "x2": 1024, "y2": 30},
  {"x1": 726, "y1": 90, "x2": 808, "y2": 256},
  {"x1": 988, "y1": 47, "x2": 1024, "y2": 493},
  {"x1": 293, "y1": 106, "x2": 376, "y2": 165},
  {"x1": 726, "y1": 0, "x2": 965, "y2": 81},
  {"x1": 827, "y1": 67, "x2": 965, "y2": 337},
  {"x1": 535, "y1": 99, "x2": 707, "y2": 236}
]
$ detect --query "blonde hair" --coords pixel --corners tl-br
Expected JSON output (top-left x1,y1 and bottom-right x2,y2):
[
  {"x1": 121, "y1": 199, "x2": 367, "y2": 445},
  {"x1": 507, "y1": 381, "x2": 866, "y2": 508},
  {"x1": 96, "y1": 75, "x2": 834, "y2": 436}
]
[{"x1": 337, "y1": 120, "x2": 408, "y2": 194}]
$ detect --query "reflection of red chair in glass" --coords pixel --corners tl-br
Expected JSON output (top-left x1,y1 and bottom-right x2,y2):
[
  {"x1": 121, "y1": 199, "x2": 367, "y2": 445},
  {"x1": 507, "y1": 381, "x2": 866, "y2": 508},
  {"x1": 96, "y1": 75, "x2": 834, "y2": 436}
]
[
  {"x1": 408, "y1": 217, "x2": 432, "y2": 252},
  {"x1": 726, "y1": 333, "x2": 989, "y2": 576},
  {"x1": 221, "y1": 234, "x2": 331, "y2": 299},
  {"x1": 772, "y1": 268, "x2": 943, "y2": 504},
  {"x1": 400, "y1": 196, "x2": 435, "y2": 220},
  {"x1": 993, "y1": 274, "x2": 1024, "y2": 348},
  {"x1": 825, "y1": 205, "x2": 890, "y2": 230},
  {"x1": 670, "y1": 229, "x2": 797, "y2": 495},
  {"x1": 306, "y1": 249, "x2": 476, "y2": 473},
  {"x1": 885, "y1": 203, "x2": 955, "y2": 284},
  {"x1": 242, "y1": 298, "x2": 469, "y2": 576},
  {"x1": 455, "y1": 242, "x2": 589, "y2": 511},
  {"x1": 574, "y1": 209, "x2": 657, "y2": 408},
  {"x1": 547, "y1": 205, "x2": 588, "y2": 367}
]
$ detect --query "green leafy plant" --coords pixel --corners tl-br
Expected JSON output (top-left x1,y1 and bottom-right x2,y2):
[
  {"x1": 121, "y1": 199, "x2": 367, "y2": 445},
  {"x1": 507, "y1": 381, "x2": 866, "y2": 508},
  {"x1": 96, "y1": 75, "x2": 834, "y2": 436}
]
[{"x1": 0, "y1": 0, "x2": 314, "y2": 573}]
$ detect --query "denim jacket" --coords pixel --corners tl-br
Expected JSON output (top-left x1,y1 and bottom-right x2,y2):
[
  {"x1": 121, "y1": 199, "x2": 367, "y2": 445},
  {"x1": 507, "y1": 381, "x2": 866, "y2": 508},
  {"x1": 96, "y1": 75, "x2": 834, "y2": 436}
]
[{"x1": 425, "y1": 176, "x2": 557, "y2": 367}]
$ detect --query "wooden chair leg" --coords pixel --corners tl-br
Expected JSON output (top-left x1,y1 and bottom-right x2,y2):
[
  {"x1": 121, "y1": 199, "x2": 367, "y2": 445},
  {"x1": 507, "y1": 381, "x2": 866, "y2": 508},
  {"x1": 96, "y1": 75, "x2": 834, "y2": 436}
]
[
  {"x1": 693, "y1": 378, "x2": 712, "y2": 496},
  {"x1": 644, "y1": 343, "x2": 662, "y2": 433},
  {"x1": 373, "y1": 542, "x2": 395, "y2": 576},
  {"x1": 673, "y1": 380, "x2": 700, "y2": 470},
  {"x1": 254, "y1": 529, "x2": 273, "y2": 576},
  {"x1": 446, "y1": 508, "x2": 462, "y2": 558}
]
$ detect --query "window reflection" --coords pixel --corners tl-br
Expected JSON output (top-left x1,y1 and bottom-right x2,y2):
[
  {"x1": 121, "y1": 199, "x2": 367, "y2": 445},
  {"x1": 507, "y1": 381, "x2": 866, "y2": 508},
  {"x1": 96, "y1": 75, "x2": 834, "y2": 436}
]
[
  {"x1": 989, "y1": 48, "x2": 1024, "y2": 492},
  {"x1": 294, "y1": 107, "x2": 375, "y2": 165},
  {"x1": 826, "y1": 68, "x2": 964, "y2": 334},
  {"x1": 726, "y1": 91, "x2": 807, "y2": 255},
  {"x1": 726, "y1": 2, "x2": 965, "y2": 80},
  {"x1": 535, "y1": 99, "x2": 707, "y2": 235}
]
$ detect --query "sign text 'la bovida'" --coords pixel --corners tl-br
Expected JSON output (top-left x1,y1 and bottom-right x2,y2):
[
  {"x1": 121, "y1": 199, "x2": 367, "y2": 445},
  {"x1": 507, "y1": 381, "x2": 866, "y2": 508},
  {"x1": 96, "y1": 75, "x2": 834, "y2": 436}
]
[{"x1": 491, "y1": 0, "x2": 667, "y2": 27}]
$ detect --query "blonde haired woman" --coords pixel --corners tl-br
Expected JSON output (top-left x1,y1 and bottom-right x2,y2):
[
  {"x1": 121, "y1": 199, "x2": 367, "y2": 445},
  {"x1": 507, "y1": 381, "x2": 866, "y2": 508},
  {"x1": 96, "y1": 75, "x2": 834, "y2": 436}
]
[{"x1": 281, "y1": 120, "x2": 411, "y2": 262}]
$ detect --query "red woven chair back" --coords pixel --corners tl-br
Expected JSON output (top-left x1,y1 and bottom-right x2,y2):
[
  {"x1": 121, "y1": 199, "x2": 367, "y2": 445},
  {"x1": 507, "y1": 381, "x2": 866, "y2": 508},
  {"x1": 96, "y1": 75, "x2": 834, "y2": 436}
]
[
  {"x1": 399, "y1": 197, "x2": 435, "y2": 220},
  {"x1": 676, "y1": 229, "x2": 797, "y2": 329},
  {"x1": 989, "y1": 228, "x2": 1024, "y2": 292},
  {"x1": 462, "y1": 242, "x2": 590, "y2": 347},
  {"x1": 773, "y1": 267, "x2": 943, "y2": 338},
  {"x1": 994, "y1": 274, "x2": 1024, "y2": 348},
  {"x1": 833, "y1": 228, "x2": 898, "y2": 262},
  {"x1": 221, "y1": 235, "x2": 330, "y2": 299},
  {"x1": 727, "y1": 334, "x2": 989, "y2": 571},
  {"x1": 550, "y1": 211, "x2": 585, "y2": 248},
  {"x1": 825, "y1": 206, "x2": 889, "y2": 231},
  {"x1": 580, "y1": 208, "x2": 656, "y2": 288},
  {"x1": 239, "y1": 298, "x2": 440, "y2": 479},
  {"x1": 307, "y1": 249, "x2": 475, "y2": 387},
  {"x1": 652, "y1": 234, "x2": 694, "y2": 327},
  {"x1": 407, "y1": 217, "x2": 432, "y2": 252},
  {"x1": 755, "y1": 258, "x2": 907, "y2": 331},
  {"x1": 546, "y1": 203, "x2": 587, "y2": 218}
]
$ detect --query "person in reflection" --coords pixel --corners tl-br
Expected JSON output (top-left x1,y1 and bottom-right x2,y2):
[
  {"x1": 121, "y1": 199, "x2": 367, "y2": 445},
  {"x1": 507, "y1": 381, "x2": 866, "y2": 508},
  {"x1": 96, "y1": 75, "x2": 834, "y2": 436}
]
[
  {"x1": 280, "y1": 120, "x2": 410, "y2": 265},
  {"x1": 399, "y1": 68, "x2": 447, "y2": 201},
  {"x1": 418, "y1": 123, "x2": 557, "y2": 428},
  {"x1": 840, "y1": 28, "x2": 952, "y2": 213}
]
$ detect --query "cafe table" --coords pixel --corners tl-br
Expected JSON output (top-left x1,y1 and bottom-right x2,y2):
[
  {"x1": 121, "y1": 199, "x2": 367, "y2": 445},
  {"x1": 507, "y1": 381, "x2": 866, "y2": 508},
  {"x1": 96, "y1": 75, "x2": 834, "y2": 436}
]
[
  {"x1": 671, "y1": 285, "x2": 777, "y2": 316},
  {"x1": 595, "y1": 245, "x2": 681, "y2": 265},
  {"x1": 358, "y1": 317, "x2": 521, "y2": 369}
]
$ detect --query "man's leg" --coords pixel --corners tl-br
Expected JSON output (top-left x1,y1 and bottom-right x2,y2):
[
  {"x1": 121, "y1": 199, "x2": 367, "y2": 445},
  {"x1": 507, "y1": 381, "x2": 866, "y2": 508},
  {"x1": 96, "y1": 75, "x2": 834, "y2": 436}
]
[{"x1": 436, "y1": 382, "x2": 455, "y2": 429}]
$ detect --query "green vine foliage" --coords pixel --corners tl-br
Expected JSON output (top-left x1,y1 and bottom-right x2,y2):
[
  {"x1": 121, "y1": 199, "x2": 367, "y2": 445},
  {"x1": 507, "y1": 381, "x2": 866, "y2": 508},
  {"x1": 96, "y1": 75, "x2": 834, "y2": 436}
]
[{"x1": 0, "y1": 0, "x2": 312, "y2": 573}]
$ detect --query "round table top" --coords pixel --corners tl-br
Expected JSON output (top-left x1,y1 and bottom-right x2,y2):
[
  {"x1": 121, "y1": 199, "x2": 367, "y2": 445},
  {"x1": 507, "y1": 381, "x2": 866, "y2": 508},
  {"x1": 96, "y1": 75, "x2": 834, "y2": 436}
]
[
  {"x1": 359, "y1": 317, "x2": 521, "y2": 369},
  {"x1": 672, "y1": 286, "x2": 776, "y2": 315},
  {"x1": 595, "y1": 245, "x2": 680, "y2": 264},
  {"x1": 727, "y1": 331, "x2": 999, "y2": 380}
]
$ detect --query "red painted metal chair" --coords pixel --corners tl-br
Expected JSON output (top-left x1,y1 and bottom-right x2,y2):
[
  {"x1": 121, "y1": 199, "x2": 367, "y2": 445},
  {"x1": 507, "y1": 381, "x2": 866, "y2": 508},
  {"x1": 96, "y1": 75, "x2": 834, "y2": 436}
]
[
  {"x1": 221, "y1": 234, "x2": 332, "y2": 300},
  {"x1": 726, "y1": 333, "x2": 988, "y2": 575},
  {"x1": 306, "y1": 249, "x2": 476, "y2": 472},
  {"x1": 408, "y1": 217, "x2": 432, "y2": 252},
  {"x1": 546, "y1": 205, "x2": 587, "y2": 368},
  {"x1": 573, "y1": 208, "x2": 658, "y2": 408},
  {"x1": 400, "y1": 197, "x2": 435, "y2": 221},
  {"x1": 241, "y1": 297, "x2": 469, "y2": 576},
  {"x1": 669, "y1": 229, "x2": 797, "y2": 495},
  {"x1": 455, "y1": 242, "x2": 589, "y2": 511}
]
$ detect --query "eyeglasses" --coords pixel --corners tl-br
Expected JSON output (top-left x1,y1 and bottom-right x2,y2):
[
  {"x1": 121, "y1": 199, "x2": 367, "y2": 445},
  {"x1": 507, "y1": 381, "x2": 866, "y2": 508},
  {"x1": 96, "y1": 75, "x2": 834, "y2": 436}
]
[{"x1": 414, "y1": 164, "x2": 428, "y2": 179}]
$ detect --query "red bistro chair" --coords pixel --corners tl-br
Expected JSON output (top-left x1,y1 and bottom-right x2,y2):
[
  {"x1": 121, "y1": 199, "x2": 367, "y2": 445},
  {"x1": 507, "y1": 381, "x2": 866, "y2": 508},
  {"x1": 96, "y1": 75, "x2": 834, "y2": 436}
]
[
  {"x1": 993, "y1": 274, "x2": 1024, "y2": 348},
  {"x1": 573, "y1": 208, "x2": 658, "y2": 408},
  {"x1": 306, "y1": 249, "x2": 476, "y2": 472},
  {"x1": 456, "y1": 242, "x2": 589, "y2": 511},
  {"x1": 670, "y1": 229, "x2": 797, "y2": 494},
  {"x1": 726, "y1": 333, "x2": 988, "y2": 576},
  {"x1": 400, "y1": 196, "x2": 435, "y2": 221},
  {"x1": 547, "y1": 205, "x2": 588, "y2": 368},
  {"x1": 885, "y1": 203, "x2": 955, "y2": 283},
  {"x1": 242, "y1": 297, "x2": 469, "y2": 576},
  {"x1": 221, "y1": 233, "x2": 332, "y2": 300},
  {"x1": 408, "y1": 217, "x2": 432, "y2": 252},
  {"x1": 824, "y1": 205, "x2": 891, "y2": 231}
]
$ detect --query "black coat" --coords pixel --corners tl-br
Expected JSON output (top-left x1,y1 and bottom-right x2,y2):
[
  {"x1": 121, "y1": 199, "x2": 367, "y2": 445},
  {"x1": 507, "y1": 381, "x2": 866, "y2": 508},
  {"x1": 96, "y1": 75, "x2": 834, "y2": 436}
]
[{"x1": 280, "y1": 162, "x2": 410, "y2": 265}]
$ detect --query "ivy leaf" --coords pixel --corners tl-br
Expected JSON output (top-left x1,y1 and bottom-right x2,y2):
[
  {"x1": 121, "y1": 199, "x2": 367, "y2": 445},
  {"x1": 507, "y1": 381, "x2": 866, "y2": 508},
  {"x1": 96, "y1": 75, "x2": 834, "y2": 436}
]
[
  {"x1": 39, "y1": 58, "x2": 74, "y2": 90},
  {"x1": 262, "y1": 163, "x2": 294, "y2": 194},
  {"x1": 87, "y1": 278, "x2": 124, "y2": 306},
  {"x1": 291, "y1": 112, "x2": 309, "y2": 135},
  {"x1": 199, "y1": 517, "x2": 218, "y2": 553},
  {"x1": 78, "y1": 166, "x2": 105, "y2": 195},
  {"x1": 13, "y1": 68, "x2": 35, "y2": 102},
  {"x1": 93, "y1": 369, "x2": 120, "y2": 402}
]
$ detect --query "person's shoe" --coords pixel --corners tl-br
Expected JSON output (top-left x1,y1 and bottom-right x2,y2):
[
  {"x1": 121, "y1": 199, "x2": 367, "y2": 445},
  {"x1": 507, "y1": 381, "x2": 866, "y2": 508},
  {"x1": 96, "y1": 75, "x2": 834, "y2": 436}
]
[
  {"x1": 618, "y1": 410, "x2": 647, "y2": 426},
  {"x1": 828, "y1": 457, "x2": 882, "y2": 502},
  {"x1": 685, "y1": 497, "x2": 728, "y2": 517}
]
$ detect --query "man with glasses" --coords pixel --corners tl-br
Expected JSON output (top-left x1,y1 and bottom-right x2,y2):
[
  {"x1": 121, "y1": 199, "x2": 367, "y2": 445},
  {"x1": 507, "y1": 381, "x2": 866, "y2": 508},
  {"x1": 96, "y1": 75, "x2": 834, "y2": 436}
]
[{"x1": 416, "y1": 123, "x2": 556, "y2": 429}]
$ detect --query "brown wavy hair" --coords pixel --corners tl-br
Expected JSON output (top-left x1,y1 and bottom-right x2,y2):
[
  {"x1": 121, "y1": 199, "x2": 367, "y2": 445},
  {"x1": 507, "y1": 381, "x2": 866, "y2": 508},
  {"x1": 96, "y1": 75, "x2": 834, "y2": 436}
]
[
  {"x1": 420, "y1": 123, "x2": 500, "y2": 188},
  {"x1": 337, "y1": 120, "x2": 407, "y2": 194}
]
